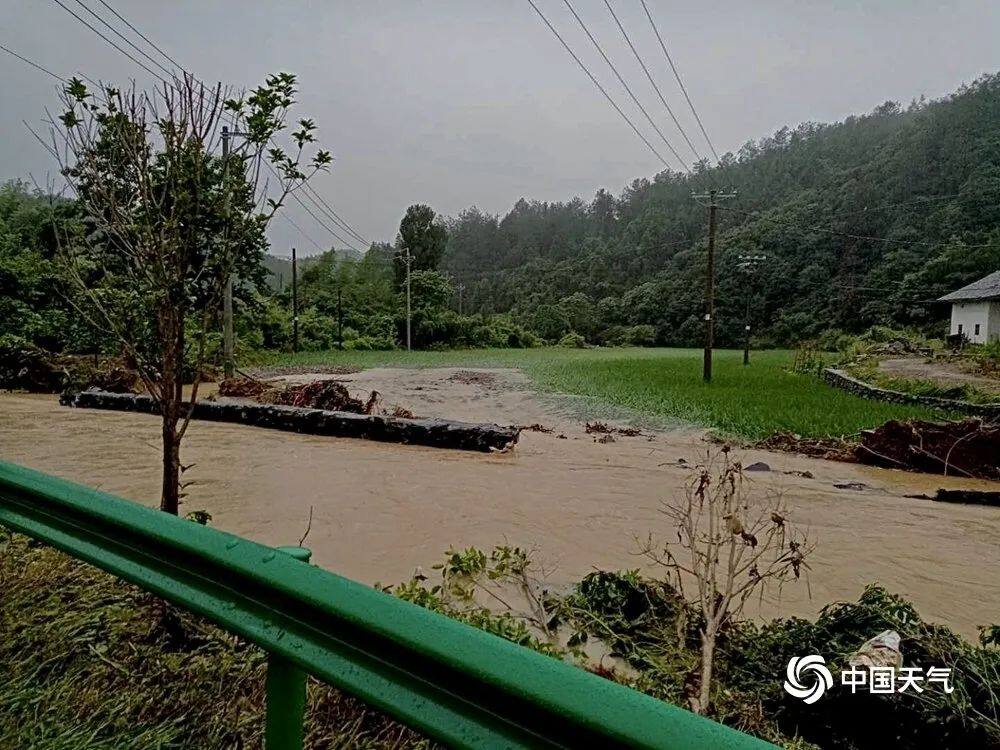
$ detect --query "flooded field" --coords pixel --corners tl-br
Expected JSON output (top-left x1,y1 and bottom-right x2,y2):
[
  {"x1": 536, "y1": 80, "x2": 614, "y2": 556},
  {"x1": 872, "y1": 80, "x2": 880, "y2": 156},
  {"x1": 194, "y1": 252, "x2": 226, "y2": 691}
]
[{"x1": 2, "y1": 367, "x2": 998, "y2": 639}]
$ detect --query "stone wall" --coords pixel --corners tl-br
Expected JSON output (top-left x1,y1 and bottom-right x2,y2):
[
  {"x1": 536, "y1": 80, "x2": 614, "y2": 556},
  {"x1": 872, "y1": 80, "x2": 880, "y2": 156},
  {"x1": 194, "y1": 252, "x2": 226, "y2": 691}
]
[
  {"x1": 822, "y1": 368, "x2": 1000, "y2": 418},
  {"x1": 62, "y1": 388, "x2": 521, "y2": 452}
]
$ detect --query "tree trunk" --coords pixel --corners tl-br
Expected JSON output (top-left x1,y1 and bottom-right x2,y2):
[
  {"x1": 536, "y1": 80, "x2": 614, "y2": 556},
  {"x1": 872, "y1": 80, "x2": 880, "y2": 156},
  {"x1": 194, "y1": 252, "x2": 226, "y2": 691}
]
[
  {"x1": 160, "y1": 409, "x2": 181, "y2": 514},
  {"x1": 692, "y1": 621, "x2": 717, "y2": 715},
  {"x1": 158, "y1": 308, "x2": 184, "y2": 515}
]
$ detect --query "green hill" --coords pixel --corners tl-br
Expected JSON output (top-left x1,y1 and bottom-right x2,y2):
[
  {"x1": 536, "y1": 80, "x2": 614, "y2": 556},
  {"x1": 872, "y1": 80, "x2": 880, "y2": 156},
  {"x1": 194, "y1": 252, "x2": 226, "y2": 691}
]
[{"x1": 442, "y1": 73, "x2": 1000, "y2": 346}]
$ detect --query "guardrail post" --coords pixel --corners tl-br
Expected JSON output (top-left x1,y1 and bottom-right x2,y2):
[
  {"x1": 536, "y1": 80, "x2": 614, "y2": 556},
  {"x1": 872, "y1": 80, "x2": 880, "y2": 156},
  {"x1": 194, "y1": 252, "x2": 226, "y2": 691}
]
[{"x1": 266, "y1": 546, "x2": 312, "y2": 750}]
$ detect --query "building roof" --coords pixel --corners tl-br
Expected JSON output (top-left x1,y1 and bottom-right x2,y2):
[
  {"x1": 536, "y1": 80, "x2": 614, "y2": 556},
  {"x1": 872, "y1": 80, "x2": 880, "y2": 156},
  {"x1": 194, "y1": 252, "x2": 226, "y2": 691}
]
[{"x1": 938, "y1": 270, "x2": 1000, "y2": 302}]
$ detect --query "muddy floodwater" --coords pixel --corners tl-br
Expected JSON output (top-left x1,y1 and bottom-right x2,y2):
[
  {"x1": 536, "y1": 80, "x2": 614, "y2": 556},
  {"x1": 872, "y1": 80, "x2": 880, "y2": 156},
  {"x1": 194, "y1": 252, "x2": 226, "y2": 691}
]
[{"x1": 2, "y1": 367, "x2": 998, "y2": 639}]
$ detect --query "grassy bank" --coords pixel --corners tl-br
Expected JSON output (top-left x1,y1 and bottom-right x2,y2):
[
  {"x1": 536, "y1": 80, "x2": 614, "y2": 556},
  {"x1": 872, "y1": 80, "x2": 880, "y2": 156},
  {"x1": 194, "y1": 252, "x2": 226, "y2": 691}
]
[
  {"x1": 251, "y1": 347, "x2": 944, "y2": 439},
  {"x1": 0, "y1": 535, "x2": 426, "y2": 750},
  {"x1": 4, "y1": 534, "x2": 997, "y2": 749}
]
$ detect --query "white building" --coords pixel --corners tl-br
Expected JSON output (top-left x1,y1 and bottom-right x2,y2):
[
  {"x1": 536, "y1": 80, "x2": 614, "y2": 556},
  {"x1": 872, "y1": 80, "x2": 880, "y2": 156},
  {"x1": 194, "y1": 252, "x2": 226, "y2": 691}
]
[{"x1": 938, "y1": 270, "x2": 1000, "y2": 343}]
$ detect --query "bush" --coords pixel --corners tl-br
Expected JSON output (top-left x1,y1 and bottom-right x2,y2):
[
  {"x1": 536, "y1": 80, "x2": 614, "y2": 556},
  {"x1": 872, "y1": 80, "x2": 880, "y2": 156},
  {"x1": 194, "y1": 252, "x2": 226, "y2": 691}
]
[
  {"x1": 558, "y1": 332, "x2": 586, "y2": 348},
  {"x1": 596, "y1": 325, "x2": 630, "y2": 346},
  {"x1": 625, "y1": 324, "x2": 657, "y2": 346},
  {"x1": 792, "y1": 342, "x2": 827, "y2": 376},
  {"x1": 973, "y1": 339, "x2": 1000, "y2": 375},
  {"x1": 297, "y1": 308, "x2": 338, "y2": 351}
]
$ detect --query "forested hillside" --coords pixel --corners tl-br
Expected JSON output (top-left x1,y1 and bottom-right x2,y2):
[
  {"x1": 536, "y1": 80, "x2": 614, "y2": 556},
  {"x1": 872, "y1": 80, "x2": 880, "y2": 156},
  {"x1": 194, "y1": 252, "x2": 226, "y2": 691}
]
[
  {"x1": 5, "y1": 75, "x2": 999, "y2": 360},
  {"x1": 442, "y1": 74, "x2": 1000, "y2": 346}
]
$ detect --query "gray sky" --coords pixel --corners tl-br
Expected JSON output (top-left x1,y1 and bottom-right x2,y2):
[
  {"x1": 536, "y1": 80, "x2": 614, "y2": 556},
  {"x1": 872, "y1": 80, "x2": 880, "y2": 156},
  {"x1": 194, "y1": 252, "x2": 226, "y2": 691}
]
[{"x1": 3, "y1": 1, "x2": 998, "y2": 258}]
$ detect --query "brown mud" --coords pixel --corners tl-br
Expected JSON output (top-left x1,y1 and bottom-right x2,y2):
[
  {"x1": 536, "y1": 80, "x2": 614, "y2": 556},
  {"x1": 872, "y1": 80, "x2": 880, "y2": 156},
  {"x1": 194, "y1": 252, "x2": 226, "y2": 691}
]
[{"x1": 2, "y1": 366, "x2": 998, "y2": 639}]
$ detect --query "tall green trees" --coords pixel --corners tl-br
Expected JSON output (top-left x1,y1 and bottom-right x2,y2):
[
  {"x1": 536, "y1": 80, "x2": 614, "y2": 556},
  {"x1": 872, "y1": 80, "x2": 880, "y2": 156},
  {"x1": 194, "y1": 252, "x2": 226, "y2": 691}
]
[
  {"x1": 441, "y1": 73, "x2": 1000, "y2": 346},
  {"x1": 394, "y1": 204, "x2": 448, "y2": 286}
]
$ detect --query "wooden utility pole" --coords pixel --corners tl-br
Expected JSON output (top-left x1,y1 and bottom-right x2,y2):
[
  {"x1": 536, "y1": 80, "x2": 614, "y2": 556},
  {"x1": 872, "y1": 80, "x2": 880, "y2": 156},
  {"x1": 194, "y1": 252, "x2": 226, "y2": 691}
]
[
  {"x1": 337, "y1": 288, "x2": 343, "y2": 350},
  {"x1": 221, "y1": 126, "x2": 235, "y2": 379},
  {"x1": 692, "y1": 189, "x2": 736, "y2": 382},
  {"x1": 291, "y1": 247, "x2": 299, "y2": 353},
  {"x1": 221, "y1": 124, "x2": 250, "y2": 378},
  {"x1": 404, "y1": 247, "x2": 412, "y2": 351},
  {"x1": 737, "y1": 255, "x2": 767, "y2": 365},
  {"x1": 456, "y1": 283, "x2": 465, "y2": 315}
]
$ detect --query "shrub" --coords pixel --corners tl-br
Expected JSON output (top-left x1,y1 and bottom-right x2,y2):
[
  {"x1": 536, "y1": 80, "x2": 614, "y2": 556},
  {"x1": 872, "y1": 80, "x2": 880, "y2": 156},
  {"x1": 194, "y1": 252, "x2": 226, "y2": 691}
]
[
  {"x1": 597, "y1": 325, "x2": 630, "y2": 346},
  {"x1": 558, "y1": 332, "x2": 586, "y2": 348},
  {"x1": 792, "y1": 342, "x2": 827, "y2": 376},
  {"x1": 625, "y1": 324, "x2": 657, "y2": 347}
]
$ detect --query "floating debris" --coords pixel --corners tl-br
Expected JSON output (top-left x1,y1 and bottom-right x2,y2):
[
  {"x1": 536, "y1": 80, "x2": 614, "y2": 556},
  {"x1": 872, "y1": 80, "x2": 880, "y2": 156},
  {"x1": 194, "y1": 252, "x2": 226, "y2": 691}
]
[{"x1": 586, "y1": 421, "x2": 643, "y2": 437}]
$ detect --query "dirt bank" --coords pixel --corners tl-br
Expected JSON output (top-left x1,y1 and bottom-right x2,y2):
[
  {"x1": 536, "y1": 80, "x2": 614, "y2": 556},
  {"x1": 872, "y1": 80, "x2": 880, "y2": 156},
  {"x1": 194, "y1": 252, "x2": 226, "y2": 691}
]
[
  {"x1": 879, "y1": 356, "x2": 1000, "y2": 395},
  {"x1": 2, "y1": 367, "x2": 998, "y2": 639}
]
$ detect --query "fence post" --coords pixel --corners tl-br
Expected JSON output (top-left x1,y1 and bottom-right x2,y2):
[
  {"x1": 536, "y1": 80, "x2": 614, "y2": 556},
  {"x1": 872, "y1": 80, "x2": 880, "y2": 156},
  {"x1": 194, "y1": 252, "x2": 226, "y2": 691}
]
[{"x1": 266, "y1": 546, "x2": 312, "y2": 750}]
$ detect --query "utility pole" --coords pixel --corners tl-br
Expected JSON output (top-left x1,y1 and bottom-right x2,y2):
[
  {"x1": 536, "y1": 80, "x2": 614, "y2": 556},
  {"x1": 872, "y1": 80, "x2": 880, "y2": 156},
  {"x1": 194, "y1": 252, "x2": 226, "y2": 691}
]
[
  {"x1": 456, "y1": 283, "x2": 465, "y2": 315},
  {"x1": 291, "y1": 247, "x2": 299, "y2": 353},
  {"x1": 337, "y1": 288, "x2": 343, "y2": 350},
  {"x1": 221, "y1": 126, "x2": 234, "y2": 379},
  {"x1": 737, "y1": 255, "x2": 767, "y2": 365},
  {"x1": 691, "y1": 189, "x2": 736, "y2": 382},
  {"x1": 221, "y1": 124, "x2": 250, "y2": 378},
  {"x1": 403, "y1": 246, "x2": 412, "y2": 351}
]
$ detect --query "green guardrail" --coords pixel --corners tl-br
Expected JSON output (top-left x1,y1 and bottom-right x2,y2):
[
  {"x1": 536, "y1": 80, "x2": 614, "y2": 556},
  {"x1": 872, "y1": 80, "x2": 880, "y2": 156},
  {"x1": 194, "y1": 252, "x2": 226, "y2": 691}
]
[{"x1": 0, "y1": 460, "x2": 774, "y2": 749}]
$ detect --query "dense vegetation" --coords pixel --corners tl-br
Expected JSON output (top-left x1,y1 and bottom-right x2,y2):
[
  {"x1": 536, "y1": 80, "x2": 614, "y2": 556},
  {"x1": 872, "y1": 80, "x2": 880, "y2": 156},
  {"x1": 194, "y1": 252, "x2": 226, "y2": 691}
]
[
  {"x1": 5, "y1": 74, "x2": 998, "y2": 359},
  {"x1": 442, "y1": 74, "x2": 1000, "y2": 347},
  {"x1": 4, "y1": 534, "x2": 996, "y2": 749}
]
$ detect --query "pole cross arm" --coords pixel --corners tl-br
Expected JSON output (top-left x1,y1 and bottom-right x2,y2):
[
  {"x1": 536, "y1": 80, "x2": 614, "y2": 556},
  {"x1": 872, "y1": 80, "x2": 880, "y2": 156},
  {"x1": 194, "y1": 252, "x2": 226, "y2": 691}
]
[{"x1": 0, "y1": 461, "x2": 772, "y2": 750}]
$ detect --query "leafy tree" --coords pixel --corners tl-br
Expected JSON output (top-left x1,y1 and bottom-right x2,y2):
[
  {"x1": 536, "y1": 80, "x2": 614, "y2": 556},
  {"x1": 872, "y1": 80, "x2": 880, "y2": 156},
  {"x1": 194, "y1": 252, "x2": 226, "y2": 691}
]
[
  {"x1": 530, "y1": 304, "x2": 571, "y2": 342},
  {"x1": 52, "y1": 73, "x2": 331, "y2": 514},
  {"x1": 558, "y1": 292, "x2": 596, "y2": 339},
  {"x1": 404, "y1": 270, "x2": 454, "y2": 347},
  {"x1": 395, "y1": 204, "x2": 447, "y2": 286}
]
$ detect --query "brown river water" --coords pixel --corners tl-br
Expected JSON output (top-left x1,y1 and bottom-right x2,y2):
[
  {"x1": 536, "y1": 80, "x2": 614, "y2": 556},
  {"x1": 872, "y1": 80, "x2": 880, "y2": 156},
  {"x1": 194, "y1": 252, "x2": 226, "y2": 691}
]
[{"x1": 1, "y1": 367, "x2": 998, "y2": 639}]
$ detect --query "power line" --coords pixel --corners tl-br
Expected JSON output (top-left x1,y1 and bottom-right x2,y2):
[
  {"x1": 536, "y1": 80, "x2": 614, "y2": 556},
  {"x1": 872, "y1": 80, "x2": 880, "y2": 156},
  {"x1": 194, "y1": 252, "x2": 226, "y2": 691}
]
[
  {"x1": 525, "y1": 0, "x2": 673, "y2": 171},
  {"x1": 69, "y1": 0, "x2": 175, "y2": 79},
  {"x1": 278, "y1": 211, "x2": 324, "y2": 254},
  {"x1": 0, "y1": 43, "x2": 67, "y2": 82},
  {"x1": 94, "y1": 0, "x2": 185, "y2": 71},
  {"x1": 299, "y1": 180, "x2": 369, "y2": 245},
  {"x1": 286, "y1": 188, "x2": 363, "y2": 252},
  {"x1": 639, "y1": 0, "x2": 719, "y2": 163},
  {"x1": 75, "y1": 0, "x2": 369, "y2": 249},
  {"x1": 47, "y1": 0, "x2": 163, "y2": 80},
  {"x1": 54, "y1": 1, "x2": 370, "y2": 250},
  {"x1": 560, "y1": 0, "x2": 690, "y2": 173},
  {"x1": 602, "y1": 0, "x2": 701, "y2": 162}
]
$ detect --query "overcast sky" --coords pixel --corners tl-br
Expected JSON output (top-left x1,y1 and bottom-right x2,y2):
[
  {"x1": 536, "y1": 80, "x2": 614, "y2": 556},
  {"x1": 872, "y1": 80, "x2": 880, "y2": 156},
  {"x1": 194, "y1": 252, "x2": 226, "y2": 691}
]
[{"x1": 3, "y1": 1, "x2": 998, "y2": 257}]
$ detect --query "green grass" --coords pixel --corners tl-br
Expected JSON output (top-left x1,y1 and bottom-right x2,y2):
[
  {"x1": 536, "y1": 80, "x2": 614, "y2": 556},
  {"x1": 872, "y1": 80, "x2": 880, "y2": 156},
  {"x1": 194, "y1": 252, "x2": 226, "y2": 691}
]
[
  {"x1": 251, "y1": 347, "x2": 946, "y2": 440},
  {"x1": 0, "y1": 535, "x2": 427, "y2": 749}
]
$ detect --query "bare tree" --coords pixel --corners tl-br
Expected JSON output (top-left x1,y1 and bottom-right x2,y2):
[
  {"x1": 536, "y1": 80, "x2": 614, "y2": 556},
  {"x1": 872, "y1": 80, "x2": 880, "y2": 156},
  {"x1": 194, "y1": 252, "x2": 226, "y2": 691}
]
[
  {"x1": 640, "y1": 446, "x2": 814, "y2": 715},
  {"x1": 48, "y1": 72, "x2": 330, "y2": 514}
]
